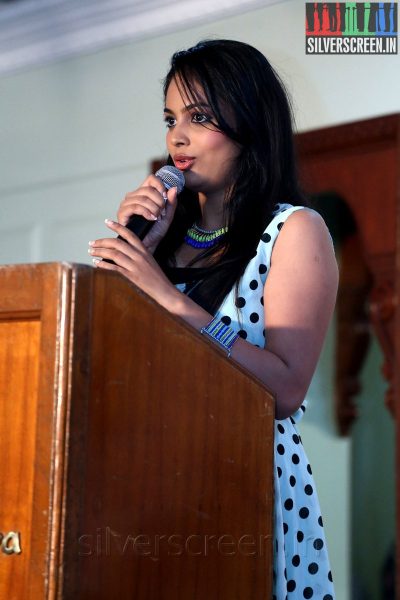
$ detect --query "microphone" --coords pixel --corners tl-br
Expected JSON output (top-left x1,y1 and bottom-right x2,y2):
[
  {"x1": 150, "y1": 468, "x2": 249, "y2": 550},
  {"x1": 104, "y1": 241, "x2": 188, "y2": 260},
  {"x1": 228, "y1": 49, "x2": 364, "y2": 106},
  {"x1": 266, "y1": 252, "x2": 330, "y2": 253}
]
[{"x1": 125, "y1": 165, "x2": 185, "y2": 240}]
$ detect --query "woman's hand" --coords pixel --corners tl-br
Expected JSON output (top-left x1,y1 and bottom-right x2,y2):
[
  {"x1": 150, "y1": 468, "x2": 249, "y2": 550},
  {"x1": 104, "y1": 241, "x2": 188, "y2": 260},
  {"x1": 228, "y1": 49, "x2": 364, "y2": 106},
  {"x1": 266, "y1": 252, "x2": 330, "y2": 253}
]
[
  {"x1": 88, "y1": 219, "x2": 182, "y2": 311},
  {"x1": 117, "y1": 174, "x2": 178, "y2": 254}
]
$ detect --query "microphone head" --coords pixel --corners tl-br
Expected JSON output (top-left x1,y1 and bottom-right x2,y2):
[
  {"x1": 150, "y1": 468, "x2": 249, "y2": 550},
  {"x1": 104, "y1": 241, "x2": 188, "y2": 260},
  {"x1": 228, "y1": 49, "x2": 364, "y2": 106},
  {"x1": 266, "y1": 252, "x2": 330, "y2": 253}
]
[{"x1": 155, "y1": 165, "x2": 185, "y2": 193}]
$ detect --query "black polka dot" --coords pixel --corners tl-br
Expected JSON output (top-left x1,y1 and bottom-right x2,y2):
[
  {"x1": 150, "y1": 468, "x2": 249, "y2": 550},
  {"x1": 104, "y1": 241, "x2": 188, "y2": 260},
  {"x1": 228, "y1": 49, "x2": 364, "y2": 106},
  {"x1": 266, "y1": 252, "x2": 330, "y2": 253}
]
[
  {"x1": 292, "y1": 554, "x2": 300, "y2": 567},
  {"x1": 277, "y1": 222, "x2": 284, "y2": 231},
  {"x1": 277, "y1": 444, "x2": 285, "y2": 455},
  {"x1": 238, "y1": 329, "x2": 247, "y2": 339},
  {"x1": 260, "y1": 296, "x2": 264, "y2": 306},
  {"x1": 290, "y1": 417, "x2": 296, "y2": 425},
  {"x1": 308, "y1": 562, "x2": 318, "y2": 575},
  {"x1": 313, "y1": 538, "x2": 324, "y2": 550},
  {"x1": 297, "y1": 531, "x2": 304, "y2": 542},
  {"x1": 287, "y1": 580, "x2": 296, "y2": 592},
  {"x1": 300, "y1": 404, "x2": 306, "y2": 412},
  {"x1": 299, "y1": 507, "x2": 309, "y2": 519},
  {"x1": 289, "y1": 475, "x2": 296, "y2": 487},
  {"x1": 221, "y1": 315, "x2": 231, "y2": 325},
  {"x1": 259, "y1": 263, "x2": 267, "y2": 274},
  {"x1": 318, "y1": 516, "x2": 323, "y2": 527},
  {"x1": 277, "y1": 466, "x2": 282, "y2": 477},
  {"x1": 307, "y1": 464, "x2": 312, "y2": 475},
  {"x1": 303, "y1": 588, "x2": 313, "y2": 599},
  {"x1": 292, "y1": 434, "x2": 300, "y2": 444},
  {"x1": 249, "y1": 279, "x2": 258, "y2": 290},
  {"x1": 328, "y1": 571, "x2": 333, "y2": 582},
  {"x1": 250, "y1": 312, "x2": 259, "y2": 323},
  {"x1": 283, "y1": 522, "x2": 288, "y2": 534},
  {"x1": 261, "y1": 233, "x2": 271, "y2": 243},
  {"x1": 284, "y1": 498, "x2": 293, "y2": 511},
  {"x1": 305, "y1": 484, "x2": 313, "y2": 495},
  {"x1": 275, "y1": 539, "x2": 278, "y2": 552},
  {"x1": 235, "y1": 297, "x2": 246, "y2": 308},
  {"x1": 292, "y1": 453, "x2": 300, "y2": 465},
  {"x1": 262, "y1": 328, "x2": 266, "y2": 337},
  {"x1": 277, "y1": 424, "x2": 285, "y2": 434},
  {"x1": 323, "y1": 596, "x2": 333, "y2": 600}
]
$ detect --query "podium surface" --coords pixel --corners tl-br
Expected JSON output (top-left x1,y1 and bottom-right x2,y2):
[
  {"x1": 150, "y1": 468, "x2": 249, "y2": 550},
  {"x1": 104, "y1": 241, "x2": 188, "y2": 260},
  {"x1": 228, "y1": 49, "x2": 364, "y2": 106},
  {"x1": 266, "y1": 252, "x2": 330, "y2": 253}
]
[{"x1": 0, "y1": 262, "x2": 275, "y2": 599}]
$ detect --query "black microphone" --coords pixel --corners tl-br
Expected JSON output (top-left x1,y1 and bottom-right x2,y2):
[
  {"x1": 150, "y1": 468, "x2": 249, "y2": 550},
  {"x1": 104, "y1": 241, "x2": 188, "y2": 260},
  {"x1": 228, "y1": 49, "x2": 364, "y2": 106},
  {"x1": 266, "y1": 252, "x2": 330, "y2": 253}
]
[{"x1": 125, "y1": 165, "x2": 185, "y2": 240}]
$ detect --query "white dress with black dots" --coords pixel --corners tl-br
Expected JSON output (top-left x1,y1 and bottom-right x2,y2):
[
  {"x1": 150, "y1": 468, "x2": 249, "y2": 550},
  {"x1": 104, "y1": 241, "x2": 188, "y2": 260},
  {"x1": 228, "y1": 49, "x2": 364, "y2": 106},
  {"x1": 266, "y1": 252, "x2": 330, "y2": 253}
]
[{"x1": 175, "y1": 204, "x2": 336, "y2": 599}]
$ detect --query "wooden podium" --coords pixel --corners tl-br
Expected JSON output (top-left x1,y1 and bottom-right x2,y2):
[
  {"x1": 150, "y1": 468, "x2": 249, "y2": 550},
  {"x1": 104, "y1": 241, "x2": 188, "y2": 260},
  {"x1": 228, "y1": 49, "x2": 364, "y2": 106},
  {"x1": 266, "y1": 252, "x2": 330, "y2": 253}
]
[{"x1": 0, "y1": 263, "x2": 274, "y2": 599}]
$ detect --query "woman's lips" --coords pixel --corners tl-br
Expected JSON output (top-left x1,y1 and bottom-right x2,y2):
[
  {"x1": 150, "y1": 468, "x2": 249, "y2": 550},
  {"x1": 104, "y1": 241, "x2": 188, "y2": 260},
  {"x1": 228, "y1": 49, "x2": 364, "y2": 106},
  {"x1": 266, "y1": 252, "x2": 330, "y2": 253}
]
[{"x1": 174, "y1": 156, "x2": 195, "y2": 171}]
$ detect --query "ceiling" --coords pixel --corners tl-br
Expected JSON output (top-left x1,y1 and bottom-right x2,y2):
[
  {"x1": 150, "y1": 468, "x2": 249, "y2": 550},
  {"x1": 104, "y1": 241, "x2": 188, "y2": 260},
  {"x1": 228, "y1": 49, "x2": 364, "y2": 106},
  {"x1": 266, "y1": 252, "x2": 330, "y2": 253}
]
[{"x1": 0, "y1": 0, "x2": 285, "y2": 76}]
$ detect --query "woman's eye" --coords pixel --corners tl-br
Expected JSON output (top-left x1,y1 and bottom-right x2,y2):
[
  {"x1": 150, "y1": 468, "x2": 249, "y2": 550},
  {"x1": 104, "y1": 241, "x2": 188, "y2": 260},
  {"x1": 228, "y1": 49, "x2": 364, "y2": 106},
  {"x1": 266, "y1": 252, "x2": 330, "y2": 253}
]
[
  {"x1": 192, "y1": 113, "x2": 210, "y2": 124},
  {"x1": 164, "y1": 117, "x2": 176, "y2": 128}
]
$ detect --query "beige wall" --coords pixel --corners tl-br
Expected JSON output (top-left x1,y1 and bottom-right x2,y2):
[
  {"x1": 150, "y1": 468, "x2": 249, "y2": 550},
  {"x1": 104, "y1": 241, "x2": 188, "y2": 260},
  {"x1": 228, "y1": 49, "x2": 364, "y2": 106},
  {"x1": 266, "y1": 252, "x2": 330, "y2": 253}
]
[{"x1": 1, "y1": 2, "x2": 398, "y2": 597}]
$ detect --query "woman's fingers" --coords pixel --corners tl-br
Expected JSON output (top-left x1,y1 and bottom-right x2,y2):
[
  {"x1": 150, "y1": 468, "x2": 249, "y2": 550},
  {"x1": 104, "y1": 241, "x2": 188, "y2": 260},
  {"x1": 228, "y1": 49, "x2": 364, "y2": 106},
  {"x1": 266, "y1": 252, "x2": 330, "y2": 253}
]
[
  {"x1": 118, "y1": 184, "x2": 167, "y2": 225},
  {"x1": 88, "y1": 221, "x2": 141, "y2": 261}
]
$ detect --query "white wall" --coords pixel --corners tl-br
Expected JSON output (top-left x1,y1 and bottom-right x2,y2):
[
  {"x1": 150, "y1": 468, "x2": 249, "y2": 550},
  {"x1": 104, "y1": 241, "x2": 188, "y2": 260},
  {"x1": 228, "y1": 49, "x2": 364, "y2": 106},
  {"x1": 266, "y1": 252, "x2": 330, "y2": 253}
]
[{"x1": 1, "y1": 1, "x2": 398, "y2": 598}]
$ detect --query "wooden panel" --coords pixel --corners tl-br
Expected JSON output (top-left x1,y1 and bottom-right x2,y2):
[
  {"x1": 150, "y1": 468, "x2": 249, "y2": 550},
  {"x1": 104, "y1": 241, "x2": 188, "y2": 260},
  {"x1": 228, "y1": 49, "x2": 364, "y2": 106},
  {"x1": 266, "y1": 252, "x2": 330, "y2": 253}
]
[
  {"x1": 0, "y1": 263, "x2": 72, "y2": 600},
  {"x1": 0, "y1": 263, "x2": 275, "y2": 599},
  {"x1": 62, "y1": 269, "x2": 274, "y2": 599},
  {"x1": 0, "y1": 320, "x2": 40, "y2": 600}
]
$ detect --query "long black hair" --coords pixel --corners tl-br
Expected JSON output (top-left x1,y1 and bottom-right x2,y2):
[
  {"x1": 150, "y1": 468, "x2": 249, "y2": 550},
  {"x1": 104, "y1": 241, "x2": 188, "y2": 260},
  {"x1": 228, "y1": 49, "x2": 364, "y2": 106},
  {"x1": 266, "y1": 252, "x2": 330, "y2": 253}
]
[{"x1": 154, "y1": 39, "x2": 307, "y2": 315}]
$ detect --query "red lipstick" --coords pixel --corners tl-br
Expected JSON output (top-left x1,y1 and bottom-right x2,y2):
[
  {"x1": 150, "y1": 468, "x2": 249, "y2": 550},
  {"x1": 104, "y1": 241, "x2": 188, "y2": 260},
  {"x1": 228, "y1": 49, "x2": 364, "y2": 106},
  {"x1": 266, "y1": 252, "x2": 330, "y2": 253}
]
[{"x1": 174, "y1": 155, "x2": 195, "y2": 171}]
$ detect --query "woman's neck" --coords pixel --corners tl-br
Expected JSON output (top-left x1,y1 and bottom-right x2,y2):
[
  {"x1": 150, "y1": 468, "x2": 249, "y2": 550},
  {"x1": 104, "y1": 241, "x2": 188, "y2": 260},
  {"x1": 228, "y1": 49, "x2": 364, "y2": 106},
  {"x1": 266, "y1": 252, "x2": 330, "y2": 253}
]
[{"x1": 197, "y1": 191, "x2": 225, "y2": 230}]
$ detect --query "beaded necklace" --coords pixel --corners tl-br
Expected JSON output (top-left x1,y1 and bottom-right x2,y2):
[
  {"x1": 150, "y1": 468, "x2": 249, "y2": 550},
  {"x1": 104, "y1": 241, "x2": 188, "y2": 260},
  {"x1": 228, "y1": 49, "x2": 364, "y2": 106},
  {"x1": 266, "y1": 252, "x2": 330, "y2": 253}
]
[{"x1": 184, "y1": 222, "x2": 228, "y2": 249}]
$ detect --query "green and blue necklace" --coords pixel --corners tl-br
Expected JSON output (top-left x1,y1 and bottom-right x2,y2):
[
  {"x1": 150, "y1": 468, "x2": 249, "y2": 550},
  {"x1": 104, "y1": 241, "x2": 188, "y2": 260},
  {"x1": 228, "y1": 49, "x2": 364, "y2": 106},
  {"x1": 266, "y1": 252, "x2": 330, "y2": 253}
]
[{"x1": 184, "y1": 222, "x2": 228, "y2": 249}]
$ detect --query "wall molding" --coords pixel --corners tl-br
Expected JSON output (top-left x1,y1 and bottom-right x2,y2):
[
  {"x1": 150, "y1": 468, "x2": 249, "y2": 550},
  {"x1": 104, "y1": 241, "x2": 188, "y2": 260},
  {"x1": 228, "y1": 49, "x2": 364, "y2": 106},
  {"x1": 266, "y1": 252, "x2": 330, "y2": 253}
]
[{"x1": 0, "y1": 0, "x2": 286, "y2": 76}]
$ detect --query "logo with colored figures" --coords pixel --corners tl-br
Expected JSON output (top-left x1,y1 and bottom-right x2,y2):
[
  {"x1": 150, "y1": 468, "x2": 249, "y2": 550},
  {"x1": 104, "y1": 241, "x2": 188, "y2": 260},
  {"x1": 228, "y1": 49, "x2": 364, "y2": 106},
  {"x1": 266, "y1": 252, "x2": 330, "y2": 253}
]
[{"x1": 306, "y1": 2, "x2": 398, "y2": 54}]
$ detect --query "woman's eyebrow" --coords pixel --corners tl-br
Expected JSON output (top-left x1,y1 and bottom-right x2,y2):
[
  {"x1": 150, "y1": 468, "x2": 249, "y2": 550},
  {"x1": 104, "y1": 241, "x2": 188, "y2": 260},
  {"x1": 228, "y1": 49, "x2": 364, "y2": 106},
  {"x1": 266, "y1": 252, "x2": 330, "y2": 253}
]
[{"x1": 163, "y1": 102, "x2": 211, "y2": 114}]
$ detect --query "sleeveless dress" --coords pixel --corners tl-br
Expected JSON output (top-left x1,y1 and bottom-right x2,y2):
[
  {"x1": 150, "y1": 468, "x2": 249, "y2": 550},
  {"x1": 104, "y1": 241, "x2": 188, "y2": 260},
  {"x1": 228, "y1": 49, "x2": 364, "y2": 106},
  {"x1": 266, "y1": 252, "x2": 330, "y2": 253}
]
[{"x1": 166, "y1": 204, "x2": 336, "y2": 600}]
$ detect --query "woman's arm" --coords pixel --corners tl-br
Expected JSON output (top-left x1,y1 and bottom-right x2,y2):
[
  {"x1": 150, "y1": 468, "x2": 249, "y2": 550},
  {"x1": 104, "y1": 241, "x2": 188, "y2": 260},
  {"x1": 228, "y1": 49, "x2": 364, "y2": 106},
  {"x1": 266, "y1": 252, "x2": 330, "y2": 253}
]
[
  {"x1": 90, "y1": 209, "x2": 338, "y2": 420},
  {"x1": 166, "y1": 209, "x2": 338, "y2": 420}
]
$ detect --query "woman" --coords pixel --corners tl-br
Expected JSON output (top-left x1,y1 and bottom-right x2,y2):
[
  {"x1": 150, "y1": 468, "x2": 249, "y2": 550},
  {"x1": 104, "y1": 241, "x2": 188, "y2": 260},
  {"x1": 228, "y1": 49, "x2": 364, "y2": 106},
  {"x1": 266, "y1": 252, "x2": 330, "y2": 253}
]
[{"x1": 88, "y1": 39, "x2": 338, "y2": 599}]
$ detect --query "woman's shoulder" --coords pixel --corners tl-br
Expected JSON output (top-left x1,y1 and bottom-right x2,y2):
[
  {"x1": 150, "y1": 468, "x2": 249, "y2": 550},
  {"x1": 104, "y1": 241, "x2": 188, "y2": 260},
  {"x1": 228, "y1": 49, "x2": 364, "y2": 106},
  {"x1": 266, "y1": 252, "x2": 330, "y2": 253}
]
[
  {"x1": 254, "y1": 203, "x2": 335, "y2": 273},
  {"x1": 270, "y1": 205, "x2": 337, "y2": 271},
  {"x1": 263, "y1": 203, "x2": 331, "y2": 243},
  {"x1": 272, "y1": 205, "x2": 332, "y2": 245}
]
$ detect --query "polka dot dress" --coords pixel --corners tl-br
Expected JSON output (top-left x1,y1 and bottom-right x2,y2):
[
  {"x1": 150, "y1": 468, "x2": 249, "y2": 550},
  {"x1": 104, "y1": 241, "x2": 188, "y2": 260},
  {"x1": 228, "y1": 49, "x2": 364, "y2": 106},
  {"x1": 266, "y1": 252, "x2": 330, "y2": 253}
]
[
  {"x1": 172, "y1": 204, "x2": 336, "y2": 599},
  {"x1": 213, "y1": 204, "x2": 336, "y2": 599}
]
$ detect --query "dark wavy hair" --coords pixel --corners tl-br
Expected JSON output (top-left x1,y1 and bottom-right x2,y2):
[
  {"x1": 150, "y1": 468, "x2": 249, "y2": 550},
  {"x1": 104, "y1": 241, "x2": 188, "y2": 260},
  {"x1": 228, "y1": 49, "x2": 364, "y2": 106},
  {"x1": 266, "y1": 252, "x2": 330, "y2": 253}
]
[{"x1": 154, "y1": 39, "x2": 307, "y2": 315}]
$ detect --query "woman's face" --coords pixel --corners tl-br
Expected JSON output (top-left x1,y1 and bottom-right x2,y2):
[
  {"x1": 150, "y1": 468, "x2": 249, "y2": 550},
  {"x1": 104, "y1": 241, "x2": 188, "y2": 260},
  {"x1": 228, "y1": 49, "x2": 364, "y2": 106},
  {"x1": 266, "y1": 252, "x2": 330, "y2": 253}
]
[{"x1": 164, "y1": 78, "x2": 241, "y2": 201}]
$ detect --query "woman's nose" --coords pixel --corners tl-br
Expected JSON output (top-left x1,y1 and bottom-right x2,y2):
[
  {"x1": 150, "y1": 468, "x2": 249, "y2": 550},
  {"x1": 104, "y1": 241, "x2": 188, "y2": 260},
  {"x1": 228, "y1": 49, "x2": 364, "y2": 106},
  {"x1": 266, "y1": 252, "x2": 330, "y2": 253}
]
[{"x1": 170, "y1": 121, "x2": 190, "y2": 146}]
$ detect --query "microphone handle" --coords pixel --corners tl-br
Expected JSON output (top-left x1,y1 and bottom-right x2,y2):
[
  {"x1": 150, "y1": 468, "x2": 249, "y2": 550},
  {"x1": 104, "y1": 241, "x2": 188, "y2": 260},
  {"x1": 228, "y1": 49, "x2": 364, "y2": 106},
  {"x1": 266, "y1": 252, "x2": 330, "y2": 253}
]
[
  {"x1": 123, "y1": 213, "x2": 155, "y2": 240},
  {"x1": 102, "y1": 215, "x2": 155, "y2": 264}
]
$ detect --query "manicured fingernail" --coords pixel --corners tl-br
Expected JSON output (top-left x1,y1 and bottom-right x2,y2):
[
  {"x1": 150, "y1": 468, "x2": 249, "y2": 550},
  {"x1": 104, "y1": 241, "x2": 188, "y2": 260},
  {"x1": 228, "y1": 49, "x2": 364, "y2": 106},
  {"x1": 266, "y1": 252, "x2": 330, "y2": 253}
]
[
  {"x1": 162, "y1": 191, "x2": 168, "y2": 201},
  {"x1": 88, "y1": 240, "x2": 95, "y2": 246},
  {"x1": 105, "y1": 218, "x2": 114, "y2": 224},
  {"x1": 151, "y1": 214, "x2": 158, "y2": 221},
  {"x1": 88, "y1": 248, "x2": 94, "y2": 254},
  {"x1": 92, "y1": 258, "x2": 101, "y2": 265}
]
